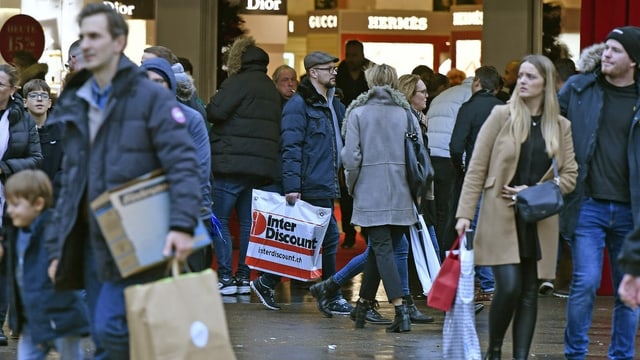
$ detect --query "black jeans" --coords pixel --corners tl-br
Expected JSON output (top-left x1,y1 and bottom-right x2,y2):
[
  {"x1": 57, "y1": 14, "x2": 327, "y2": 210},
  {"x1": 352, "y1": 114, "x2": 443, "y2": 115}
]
[
  {"x1": 431, "y1": 156, "x2": 457, "y2": 260},
  {"x1": 488, "y1": 258, "x2": 538, "y2": 359},
  {"x1": 359, "y1": 225, "x2": 406, "y2": 302}
]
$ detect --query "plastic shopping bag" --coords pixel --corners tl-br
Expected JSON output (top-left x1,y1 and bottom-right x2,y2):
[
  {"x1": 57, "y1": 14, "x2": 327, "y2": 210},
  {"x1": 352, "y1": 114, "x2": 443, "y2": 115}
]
[{"x1": 245, "y1": 189, "x2": 331, "y2": 281}]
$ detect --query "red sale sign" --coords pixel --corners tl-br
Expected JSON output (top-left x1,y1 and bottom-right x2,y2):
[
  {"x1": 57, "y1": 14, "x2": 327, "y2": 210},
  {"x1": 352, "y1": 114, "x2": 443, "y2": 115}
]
[{"x1": 0, "y1": 15, "x2": 45, "y2": 64}]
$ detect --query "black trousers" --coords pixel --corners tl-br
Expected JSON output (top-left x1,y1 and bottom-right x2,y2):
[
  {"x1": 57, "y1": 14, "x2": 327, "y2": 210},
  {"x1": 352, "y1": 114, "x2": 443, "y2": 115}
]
[
  {"x1": 359, "y1": 225, "x2": 405, "y2": 302},
  {"x1": 431, "y1": 156, "x2": 457, "y2": 260},
  {"x1": 488, "y1": 258, "x2": 538, "y2": 359}
]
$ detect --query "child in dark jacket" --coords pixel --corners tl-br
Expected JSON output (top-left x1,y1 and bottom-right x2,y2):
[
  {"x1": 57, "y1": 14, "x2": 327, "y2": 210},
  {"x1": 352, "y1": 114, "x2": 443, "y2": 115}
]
[{"x1": 4, "y1": 169, "x2": 89, "y2": 359}]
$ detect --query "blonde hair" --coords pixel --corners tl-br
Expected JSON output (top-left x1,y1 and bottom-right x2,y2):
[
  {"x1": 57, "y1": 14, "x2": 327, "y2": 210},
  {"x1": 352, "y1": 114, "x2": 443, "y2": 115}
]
[
  {"x1": 508, "y1": 54, "x2": 560, "y2": 157},
  {"x1": 397, "y1": 74, "x2": 421, "y2": 102},
  {"x1": 365, "y1": 64, "x2": 398, "y2": 88},
  {"x1": 5, "y1": 169, "x2": 53, "y2": 209}
]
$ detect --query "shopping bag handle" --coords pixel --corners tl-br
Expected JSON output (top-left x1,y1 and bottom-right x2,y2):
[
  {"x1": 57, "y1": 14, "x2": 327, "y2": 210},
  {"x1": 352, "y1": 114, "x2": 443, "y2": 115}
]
[{"x1": 169, "y1": 258, "x2": 191, "y2": 277}]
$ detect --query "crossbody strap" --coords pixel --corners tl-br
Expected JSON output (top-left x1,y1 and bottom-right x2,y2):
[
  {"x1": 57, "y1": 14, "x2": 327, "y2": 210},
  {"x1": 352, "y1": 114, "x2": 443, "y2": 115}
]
[{"x1": 551, "y1": 157, "x2": 559, "y2": 185}]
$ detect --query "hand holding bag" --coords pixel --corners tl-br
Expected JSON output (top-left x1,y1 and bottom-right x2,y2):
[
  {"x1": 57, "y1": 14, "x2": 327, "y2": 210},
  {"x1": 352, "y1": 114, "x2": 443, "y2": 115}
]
[
  {"x1": 427, "y1": 234, "x2": 462, "y2": 312},
  {"x1": 404, "y1": 110, "x2": 434, "y2": 202},
  {"x1": 515, "y1": 158, "x2": 564, "y2": 223},
  {"x1": 125, "y1": 261, "x2": 236, "y2": 360}
]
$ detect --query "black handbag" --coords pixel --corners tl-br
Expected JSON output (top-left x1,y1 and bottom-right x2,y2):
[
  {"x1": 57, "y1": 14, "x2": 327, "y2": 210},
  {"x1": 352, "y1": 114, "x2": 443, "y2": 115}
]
[
  {"x1": 404, "y1": 110, "x2": 434, "y2": 202},
  {"x1": 515, "y1": 157, "x2": 564, "y2": 223}
]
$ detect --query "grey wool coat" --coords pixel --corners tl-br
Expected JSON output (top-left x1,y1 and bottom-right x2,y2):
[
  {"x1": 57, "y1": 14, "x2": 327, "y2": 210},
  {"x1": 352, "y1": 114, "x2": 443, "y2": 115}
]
[
  {"x1": 455, "y1": 105, "x2": 578, "y2": 279},
  {"x1": 341, "y1": 86, "x2": 421, "y2": 227}
]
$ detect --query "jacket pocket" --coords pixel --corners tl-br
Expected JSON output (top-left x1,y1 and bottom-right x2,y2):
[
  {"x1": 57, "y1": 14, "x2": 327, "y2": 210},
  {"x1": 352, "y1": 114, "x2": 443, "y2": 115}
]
[{"x1": 484, "y1": 176, "x2": 496, "y2": 189}]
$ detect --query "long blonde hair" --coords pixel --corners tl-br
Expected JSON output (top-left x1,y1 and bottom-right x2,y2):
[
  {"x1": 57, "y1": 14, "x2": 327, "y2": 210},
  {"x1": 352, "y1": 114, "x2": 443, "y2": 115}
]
[{"x1": 508, "y1": 54, "x2": 560, "y2": 157}]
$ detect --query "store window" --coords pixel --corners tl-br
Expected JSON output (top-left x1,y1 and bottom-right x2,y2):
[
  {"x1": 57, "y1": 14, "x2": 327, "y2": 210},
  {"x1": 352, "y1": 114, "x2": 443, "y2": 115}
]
[{"x1": 363, "y1": 42, "x2": 434, "y2": 76}]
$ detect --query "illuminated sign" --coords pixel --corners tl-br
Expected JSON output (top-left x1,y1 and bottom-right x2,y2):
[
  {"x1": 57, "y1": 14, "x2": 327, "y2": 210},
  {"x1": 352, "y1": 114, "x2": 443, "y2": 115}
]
[
  {"x1": 452, "y1": 11, "x2": 483, "y2": 26},
  {"x1": 103, "y1": 1, "x2": 155, "y2": 19},
  {"x1": 309, "y1": 15, "x2": 338, "y2": 29},
  {"x1": 367, "y1": 16, "x2": 428, "y2": 31},
  {"x1": 240, "y1": 0, "x2": 287, "y2": 15}
]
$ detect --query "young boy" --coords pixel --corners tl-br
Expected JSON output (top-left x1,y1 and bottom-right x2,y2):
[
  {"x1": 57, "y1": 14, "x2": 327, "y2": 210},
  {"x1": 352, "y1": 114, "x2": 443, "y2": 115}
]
[
  {"x1": 22, "y1": 79, "x2": 64, "y2": 195},
  {"x1": 4, "y1": 169, "x2": 89, "y2": 359}
]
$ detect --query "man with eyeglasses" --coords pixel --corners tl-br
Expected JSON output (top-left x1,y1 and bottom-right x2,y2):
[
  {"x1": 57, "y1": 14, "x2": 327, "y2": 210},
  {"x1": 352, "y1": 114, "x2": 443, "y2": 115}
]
[{"x1": 251, "y1": 51, "x2": 353, "y2": 315}]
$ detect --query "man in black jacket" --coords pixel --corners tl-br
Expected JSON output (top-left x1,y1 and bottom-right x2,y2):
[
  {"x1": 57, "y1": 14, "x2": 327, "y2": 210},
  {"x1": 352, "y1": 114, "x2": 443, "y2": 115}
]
[{"x1": 449, "y1": 65, "x2": 503, "y2": 300}]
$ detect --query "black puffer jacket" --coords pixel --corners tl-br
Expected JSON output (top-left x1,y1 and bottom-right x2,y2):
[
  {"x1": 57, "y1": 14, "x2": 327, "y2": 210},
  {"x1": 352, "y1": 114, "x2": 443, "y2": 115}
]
[
  {"x1": 206, "y1": 37, "x2": 281, "y2": 182},
  {"x1": 0, "y1": 95, "x2": 42, "y2": 181}
]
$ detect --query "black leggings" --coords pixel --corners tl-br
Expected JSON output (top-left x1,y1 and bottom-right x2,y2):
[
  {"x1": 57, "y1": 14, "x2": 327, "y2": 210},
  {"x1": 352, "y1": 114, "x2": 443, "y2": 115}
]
[{"x1": 487, "y1": 258, "x2": 538, "y2": 359}]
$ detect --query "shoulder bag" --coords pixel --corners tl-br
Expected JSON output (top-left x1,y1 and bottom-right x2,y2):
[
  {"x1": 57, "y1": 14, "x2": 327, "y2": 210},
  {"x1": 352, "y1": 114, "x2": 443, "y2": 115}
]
[
  {"x1": 404, "y1": 110, "x2": 434, "y2": 202},
  {"x1": 515, "y1": 157, "x2": 564, "y2": 223}
]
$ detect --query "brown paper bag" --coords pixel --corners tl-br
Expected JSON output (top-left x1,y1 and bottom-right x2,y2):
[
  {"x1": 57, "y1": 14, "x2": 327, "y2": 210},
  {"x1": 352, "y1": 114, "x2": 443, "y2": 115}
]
[{"x1": 125, "y1": 262, "x2": 236, "y2": 360}]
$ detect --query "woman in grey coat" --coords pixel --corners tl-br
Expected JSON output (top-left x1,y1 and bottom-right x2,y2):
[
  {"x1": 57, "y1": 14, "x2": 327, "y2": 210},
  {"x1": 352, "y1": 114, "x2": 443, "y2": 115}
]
[{"x1": 341, "y1": 64, "x2": 421, "y2": 333}]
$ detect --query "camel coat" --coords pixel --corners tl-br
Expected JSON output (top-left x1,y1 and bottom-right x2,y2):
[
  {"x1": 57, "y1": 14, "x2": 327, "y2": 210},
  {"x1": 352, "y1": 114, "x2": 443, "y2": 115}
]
[{"x1": 455, "y1": 105, "x2": 578, "y2": 279}]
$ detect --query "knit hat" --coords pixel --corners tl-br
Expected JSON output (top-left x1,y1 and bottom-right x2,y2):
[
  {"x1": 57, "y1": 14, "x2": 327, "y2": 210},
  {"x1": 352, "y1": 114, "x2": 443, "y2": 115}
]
[
  {"x1": 606, "y1": 26, "x2": 640, "y2": 65},
  {"x1": 172, "y1": 63, "x2": 189, "y2": 85},
  {"x1": 304, "y1": 51, "x2": 338, "y2": 71},
  {"x1": 140, "y1": 57, "x2": 176, "y2": 93}
]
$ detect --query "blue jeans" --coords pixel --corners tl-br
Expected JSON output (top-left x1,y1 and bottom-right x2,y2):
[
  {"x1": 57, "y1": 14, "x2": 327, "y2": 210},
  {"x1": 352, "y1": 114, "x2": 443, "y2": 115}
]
[
  {"x1": 334, "y1": 234, "x2": 410, "y2": 295},
  {"x1": 564, "y1": 197, "x2": 638, "y2": 360},
  {"x1": 471, "y1": 196, "x2": 494, "y2": 291},
  {"x1": 94, "y1": 275, "x2": 154, "y2": 360},
  {"x1": 17, "y1": 326, "x2": 83, "y2": 360},
  {"x1": 212, "y1": 176, "x2": 263, "y2": 279}
]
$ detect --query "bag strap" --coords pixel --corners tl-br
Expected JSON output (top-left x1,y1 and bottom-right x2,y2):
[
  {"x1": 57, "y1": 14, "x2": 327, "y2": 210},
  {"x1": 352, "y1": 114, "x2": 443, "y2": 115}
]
[
  {"x1": 551, "y1": 157, "x2": 559, "y2": 185},
  {"x1": 405, "y1": 110, "x2": 416, "y2": 134}
]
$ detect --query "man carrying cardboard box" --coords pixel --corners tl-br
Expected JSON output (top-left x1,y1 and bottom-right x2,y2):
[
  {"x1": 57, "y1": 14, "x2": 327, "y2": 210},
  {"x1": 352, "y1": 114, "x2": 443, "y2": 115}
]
[{"x1": 43, "y1": 3, "x2": 201, "y2": 359}]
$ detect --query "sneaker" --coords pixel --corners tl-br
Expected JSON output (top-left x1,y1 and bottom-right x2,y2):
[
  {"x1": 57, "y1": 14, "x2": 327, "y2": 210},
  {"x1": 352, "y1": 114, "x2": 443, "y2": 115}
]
[
  {"x1": 250, "y1": 278, "x2": 281, "y2": 310},
  {"x1": 327, "y1": 297, "x2": 354, "y2": 315},
  {"x1": 236, "y1": 276, "x2": 251, "y2": 295},
  {"x1": 218, "y1": 275, "x2": 238, "y2": 295},
  {"x1": 538, "y1": 280, "x2": 554, "y2": 295},
  {"x1": 553, "y1": 287, "x2": 569, "y2": 298},
  {"x1": 475, "y1": 289, "x2": 494, "y2": 302}
]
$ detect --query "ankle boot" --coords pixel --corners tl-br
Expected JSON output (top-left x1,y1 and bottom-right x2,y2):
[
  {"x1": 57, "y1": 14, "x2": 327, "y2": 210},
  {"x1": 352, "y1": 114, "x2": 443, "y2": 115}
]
[
  {"x1": 354, "y1": 300, "x2": 370, "y2": 329},
  {"x1": 483, "y1": 347, "x2": 501, "y2": 360},
  {"x1": 404, "y1": 295, "x2": 434, "y2": 324},
  {"x1": 386, "y1": 303, "x2": 411, "y2": 333},
  {"x1": 309, "y1": 276, "x2": 340, "y2": 317}
]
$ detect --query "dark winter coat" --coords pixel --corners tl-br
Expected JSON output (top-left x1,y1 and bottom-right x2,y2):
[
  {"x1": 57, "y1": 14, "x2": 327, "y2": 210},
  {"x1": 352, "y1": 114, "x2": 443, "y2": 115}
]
[
  {"x1": 558, "y1": 45, "x2": 640, "y2": 237},
  {"x1": 7, "y1": 210, "x2": 89, "y2": 344},
  {"x1": 45, "y1": 55, "x2": 201, "y2": 287},
  {"x1": 0, "y1": 96, "x2": 42, "y2": 181},
  {"x1": 281, "y1": 77, "x2": 346, "y2": 199},
  {"x1": 206, "y1": 38, "x2": 281, "y2": 182},
  {"x1": 37, "y1": 121, "x2": 64, "y2": 200},
  {"x1": 449, "y1": 90, "x2": 504, "y2": 171}
]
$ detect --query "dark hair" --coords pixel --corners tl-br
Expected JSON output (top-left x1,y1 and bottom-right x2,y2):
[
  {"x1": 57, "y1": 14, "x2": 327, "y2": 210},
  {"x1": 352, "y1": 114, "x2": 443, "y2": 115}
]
[
  {"x1": 22, "y1": 79, "x2": 50, "y2": 97},
  {"x1": 5, "y1": 169, "x2": 53, "y2": 209},
  {"x1": 0, "y1": 64, "x2": 20, "y2": 87},
  {"x1": 77, "y1": 3, "x2": 128, "y2": 40},
  {"x1": 144, "y1": 46, "x2": 178, "y2": 64},
  {"x1": 474, "y1": 65, "x2": 502, "y2": 92},
  {"x1": 427, "y1": 73, "x2": 449, "y2": 93},
  {"x1": 345, "y1": 40, "x2": 364, "y2": 50},
  {"x1": 554, "y1": 58, "x2": 577, "y2": 82},
  {"x1": 178, "y1": 57, "x2": 193, "y2": 74},
  {"x1": 411, "y1": 65, "x2": 434, "y2": 77}
]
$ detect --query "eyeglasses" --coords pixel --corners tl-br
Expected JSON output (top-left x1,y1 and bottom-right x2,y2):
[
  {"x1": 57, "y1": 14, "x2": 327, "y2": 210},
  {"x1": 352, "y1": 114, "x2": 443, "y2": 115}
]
[
  {"x1": 313, "y1": 66, "x2": 338, "y2": 73},
  {"x1": 0, "y1": 83, "x2": 10, "y2": 89},
  {"x1": 27, "y1": 92, "x2": 50, "y2": 100}
]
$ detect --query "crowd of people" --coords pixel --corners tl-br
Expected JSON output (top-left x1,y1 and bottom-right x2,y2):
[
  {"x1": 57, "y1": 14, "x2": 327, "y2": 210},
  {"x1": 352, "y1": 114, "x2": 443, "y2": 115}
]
[{"x1": 0, "y1": 2, "x2": 639, "y2": 359}]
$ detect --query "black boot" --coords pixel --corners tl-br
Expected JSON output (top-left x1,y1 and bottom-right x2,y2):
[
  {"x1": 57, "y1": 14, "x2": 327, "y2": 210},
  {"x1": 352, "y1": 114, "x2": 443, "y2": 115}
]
[
  {"x1": 309, "y1": 276, "x2": 340, "y2": 317},
  {"x1": 354, "y1": 300, "x2": 370, "y2": 329},
  {"x1": 349, "y1": 300, "x2": 392, "y2": 325},
  {"x1": 386, "y1": 303, "x2": 411, "y2": 333},
  {"x1": 483, "y1": 346, "x2": 501, "y2": 360},
  {"x1": 404, "y1": 295, "x2": 434, "y2": 324}
]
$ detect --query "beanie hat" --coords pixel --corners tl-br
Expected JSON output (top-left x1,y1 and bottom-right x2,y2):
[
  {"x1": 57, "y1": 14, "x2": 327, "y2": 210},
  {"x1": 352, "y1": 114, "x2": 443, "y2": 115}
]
[
  {"x1": 172, "y1": 63, "x2": 190, "y2": 85},
  {"x1": 606, "y1": 26, "x2": 640, "y2": 65},
  {"x1": 140, "y1": 57, "x2": 177, "y2": 93}
]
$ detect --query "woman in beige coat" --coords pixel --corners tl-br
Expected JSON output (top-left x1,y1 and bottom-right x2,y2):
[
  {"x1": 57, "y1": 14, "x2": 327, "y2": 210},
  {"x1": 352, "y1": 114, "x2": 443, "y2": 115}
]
[{"x1": 455, "y1": 55, "x2": 578, "y2": 359}]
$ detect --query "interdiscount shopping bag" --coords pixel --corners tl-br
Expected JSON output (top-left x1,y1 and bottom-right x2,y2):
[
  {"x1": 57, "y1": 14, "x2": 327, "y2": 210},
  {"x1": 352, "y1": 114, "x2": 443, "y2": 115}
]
[
  {"x1": 125, "y1": 262, "x2": 236, "y2": 360},
  {"x1": 246, "y1": 189, "x2": 331, "y2": 281}
]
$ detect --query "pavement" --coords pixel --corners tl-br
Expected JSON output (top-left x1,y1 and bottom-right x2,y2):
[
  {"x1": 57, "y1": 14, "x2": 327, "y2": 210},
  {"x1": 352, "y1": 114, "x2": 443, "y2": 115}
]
[{"x1": 1, "y1": 275, "x2": 637, "y2": 360}]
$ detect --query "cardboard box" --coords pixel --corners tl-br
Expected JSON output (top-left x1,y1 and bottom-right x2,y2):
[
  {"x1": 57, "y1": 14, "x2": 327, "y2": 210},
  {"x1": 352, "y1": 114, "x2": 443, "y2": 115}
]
[{"x1": 91, "y1": 172, "x2": 210, "y2": 278}]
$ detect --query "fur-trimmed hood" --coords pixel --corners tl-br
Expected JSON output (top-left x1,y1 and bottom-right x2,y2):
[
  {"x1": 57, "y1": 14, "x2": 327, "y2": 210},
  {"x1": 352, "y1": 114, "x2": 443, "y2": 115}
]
[
  {"x1": 341, "y1": 85, "x2": 410, "y2": 137},
  {"x1": 225, "y1": 36, "x2": 269, "y2": 76},
  {"x1": 577, "y1": 43, "x2": 605, "y2": 73}
]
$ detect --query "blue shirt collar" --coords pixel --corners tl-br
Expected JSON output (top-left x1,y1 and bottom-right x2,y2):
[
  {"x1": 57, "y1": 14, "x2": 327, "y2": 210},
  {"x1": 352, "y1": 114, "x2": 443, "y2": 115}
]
[{"x1": 91, "y1": 79, "x2": 112, "y2": 110}]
